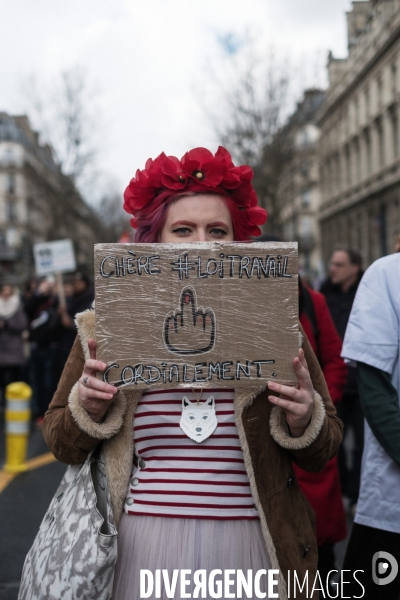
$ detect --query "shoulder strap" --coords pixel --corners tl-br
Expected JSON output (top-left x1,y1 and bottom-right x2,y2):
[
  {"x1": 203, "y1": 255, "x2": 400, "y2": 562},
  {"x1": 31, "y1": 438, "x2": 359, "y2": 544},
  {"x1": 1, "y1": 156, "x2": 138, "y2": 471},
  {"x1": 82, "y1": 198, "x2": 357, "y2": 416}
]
[{"x1": 90, "y1": 442, "x2": 116, "y2": 533}]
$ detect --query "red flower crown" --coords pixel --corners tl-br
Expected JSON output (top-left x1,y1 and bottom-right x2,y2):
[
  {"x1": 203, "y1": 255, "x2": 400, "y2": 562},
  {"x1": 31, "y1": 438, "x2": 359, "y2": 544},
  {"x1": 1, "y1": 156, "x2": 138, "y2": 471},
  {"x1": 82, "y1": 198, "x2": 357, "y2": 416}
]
[{"x1": 123, "y1": 146, "x2": 267, "y2": 236}]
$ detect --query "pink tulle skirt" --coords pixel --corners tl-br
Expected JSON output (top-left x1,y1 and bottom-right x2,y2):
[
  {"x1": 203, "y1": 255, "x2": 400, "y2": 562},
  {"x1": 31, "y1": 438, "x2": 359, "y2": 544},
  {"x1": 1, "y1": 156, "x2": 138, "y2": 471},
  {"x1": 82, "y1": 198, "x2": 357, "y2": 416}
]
[{"x1": 112, "y1": 514, "x2": 273, "y2": 599}]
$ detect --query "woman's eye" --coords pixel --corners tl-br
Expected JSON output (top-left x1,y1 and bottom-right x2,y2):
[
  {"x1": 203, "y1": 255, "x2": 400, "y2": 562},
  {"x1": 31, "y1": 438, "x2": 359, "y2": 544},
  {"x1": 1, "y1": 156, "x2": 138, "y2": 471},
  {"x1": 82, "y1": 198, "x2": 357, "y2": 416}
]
[
  {"x1": 172, "y1": 227, "x2": 191, "y2": 235},
  {"x1": 209, "y1": 228, "x2": 227, "y2": 236}
]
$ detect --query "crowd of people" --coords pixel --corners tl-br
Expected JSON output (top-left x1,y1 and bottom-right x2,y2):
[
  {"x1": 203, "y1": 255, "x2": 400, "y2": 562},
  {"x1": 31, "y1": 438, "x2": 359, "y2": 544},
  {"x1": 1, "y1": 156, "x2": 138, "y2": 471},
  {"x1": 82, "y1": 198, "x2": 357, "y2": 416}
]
[{"x1": 0, "y1": 272, "x2": 94, "y2": 424}]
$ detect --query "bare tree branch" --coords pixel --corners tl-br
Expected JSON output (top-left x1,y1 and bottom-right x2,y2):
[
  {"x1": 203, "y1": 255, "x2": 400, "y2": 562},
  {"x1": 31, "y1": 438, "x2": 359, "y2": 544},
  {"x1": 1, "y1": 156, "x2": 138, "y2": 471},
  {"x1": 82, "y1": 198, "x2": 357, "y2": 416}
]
[
  {"x1": 20, "y1": 67, "x2": 99, "y2": 190},
  {"x1": 97, "y1": 190, "x2": 131, "y2": 242},
  {"x1": 202, "y1": 43, "x2": 294, "y2": 234},
  {"x1": 18, "y1": 68, "x2": 119, "y2": 244}
]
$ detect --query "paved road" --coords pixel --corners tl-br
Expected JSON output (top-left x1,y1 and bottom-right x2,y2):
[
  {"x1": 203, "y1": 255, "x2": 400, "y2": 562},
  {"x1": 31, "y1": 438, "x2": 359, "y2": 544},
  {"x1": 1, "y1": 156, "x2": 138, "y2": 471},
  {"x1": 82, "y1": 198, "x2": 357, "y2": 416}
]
[{"x1": 0, "y1": 417, "x2": 66, "y2": 600}]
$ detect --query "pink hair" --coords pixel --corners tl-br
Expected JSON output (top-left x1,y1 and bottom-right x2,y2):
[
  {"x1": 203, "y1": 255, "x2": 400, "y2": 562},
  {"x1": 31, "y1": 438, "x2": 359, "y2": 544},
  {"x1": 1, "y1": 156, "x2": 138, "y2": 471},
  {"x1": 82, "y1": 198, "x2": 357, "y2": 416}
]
[{"x1": 134, "y1": 190, "x2": 254, "y2": 243}]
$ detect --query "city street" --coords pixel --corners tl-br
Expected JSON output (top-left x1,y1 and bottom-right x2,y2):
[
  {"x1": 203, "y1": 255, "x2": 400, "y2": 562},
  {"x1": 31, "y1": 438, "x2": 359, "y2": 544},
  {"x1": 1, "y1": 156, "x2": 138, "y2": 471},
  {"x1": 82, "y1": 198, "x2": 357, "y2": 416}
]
[{"x1": 0, "y1": 417, "x2": 66, "y2": 600}]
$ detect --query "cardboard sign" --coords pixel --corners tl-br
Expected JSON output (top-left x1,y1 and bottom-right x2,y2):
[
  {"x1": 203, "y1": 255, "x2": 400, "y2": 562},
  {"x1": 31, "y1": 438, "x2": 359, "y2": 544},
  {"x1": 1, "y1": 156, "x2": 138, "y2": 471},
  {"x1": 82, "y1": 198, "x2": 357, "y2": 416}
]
[
  {"x1": 94, "y1": 242, "x2": 299, "y2": 390},
  {"x1": 33, "y1": 239, "x2": 76, "y2": 276}
]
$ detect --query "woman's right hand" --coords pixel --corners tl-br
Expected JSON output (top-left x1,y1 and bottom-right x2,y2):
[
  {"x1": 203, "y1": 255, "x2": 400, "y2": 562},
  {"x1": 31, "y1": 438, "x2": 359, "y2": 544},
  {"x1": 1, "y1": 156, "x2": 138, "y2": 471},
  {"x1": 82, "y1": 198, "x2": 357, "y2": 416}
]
[{"x1": 78, "y1": 338, "x2": 118, "y2": 423}]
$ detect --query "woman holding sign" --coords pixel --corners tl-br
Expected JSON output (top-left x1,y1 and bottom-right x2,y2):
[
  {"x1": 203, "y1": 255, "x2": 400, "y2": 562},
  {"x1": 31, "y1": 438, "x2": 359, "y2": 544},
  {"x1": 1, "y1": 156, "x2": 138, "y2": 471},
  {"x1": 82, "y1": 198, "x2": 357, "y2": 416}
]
[{"x1": 41, "y1": 147, "x2": 342, "y2": 600}]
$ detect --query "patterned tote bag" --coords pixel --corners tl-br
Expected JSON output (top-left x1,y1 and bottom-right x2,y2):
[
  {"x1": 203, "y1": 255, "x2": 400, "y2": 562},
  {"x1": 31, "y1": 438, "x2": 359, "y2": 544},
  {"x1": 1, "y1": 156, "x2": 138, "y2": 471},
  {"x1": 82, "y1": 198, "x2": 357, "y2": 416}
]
[{"x1": 18, "y1": 445, "x2": 118, "y2": 600}]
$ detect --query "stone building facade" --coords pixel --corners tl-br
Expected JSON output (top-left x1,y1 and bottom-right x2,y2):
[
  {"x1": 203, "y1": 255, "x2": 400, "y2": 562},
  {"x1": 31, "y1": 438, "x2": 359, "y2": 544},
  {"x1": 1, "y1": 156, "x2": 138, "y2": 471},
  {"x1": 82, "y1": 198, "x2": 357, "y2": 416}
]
[
  {"x1": 318, "y1": 0, "x2": 400, "y2": 267},
  {"x1": 0, "y1": 113, "x2": 106, "y2": 284},
  {"x1": 277, "y1": 89, "x2": 325, "y2": 284}
]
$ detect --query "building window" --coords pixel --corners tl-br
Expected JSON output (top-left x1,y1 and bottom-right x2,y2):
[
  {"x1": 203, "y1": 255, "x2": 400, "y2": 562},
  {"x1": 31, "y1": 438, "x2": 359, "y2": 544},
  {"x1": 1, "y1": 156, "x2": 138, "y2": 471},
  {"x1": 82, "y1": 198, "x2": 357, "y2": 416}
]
[
  {"x1": 300, "y1": 160, "x2": 311, "y2": 177},
  {"x1": 6, "y1": 227, "x2": 18, "y2": 247},
  {"x1": 376, "y1": 117, "x2": 385, "y2": 167},
  {"x1": 392, "y1": 62, "x2": 397, "y2": 97},
  {"x1": 7, "y1": 173, "x2": 16, "y2": 194},
  {"x1": 301, "y1": 189, "x2": 311, "y2": 207},
  {"x1": 354, "y1": 137, "x2": 361, "y2": 181},
  {"x1": 283, "y1": 219, "x2": 295, "y2": 241},
  {"x1": 335, "y1": 153, "x2": 341, "y2": 191},
  {"x1": 345, "y1": 144, "x2": 351, "y2": 186},
  {"x1": 300, "y1": 216, "x2": 313, "y2": 239},
  {"x1": 326, "y1": 162, "x2": 332, "y2": 197},
  {"x1": 375, "y1": 206, "x2": 388, "y2": 256},
  {"x1": 2, "y1": 148, "x2": 13, "y2": 165},
  {"x1": 7, "y1": 200, "x2": 17, "y2": 222},
  {"x1": 300, "y1": 128, "x2": 310, "y2": 148},
  {"x1": 390, "y1": 107, "x2": 399, "y2": 159},
  {"x1": 326, "y1": 157, "x2": 331, "y2": 192},
  {"x1": 364, "y1": 128, "x2": 372, "y2": 173},
  {"x1": 354, "y1": 97, "x2": 359, "y2": 128},
  {"x1": 365, "y1": 86, "x2": 370, "y2": 119},
  {"x1": 377, "y1": 76, "x2": 383, "y2": 109},
  {"x1": 347, "y1": 104, "x2": 352, "y2": 132}
]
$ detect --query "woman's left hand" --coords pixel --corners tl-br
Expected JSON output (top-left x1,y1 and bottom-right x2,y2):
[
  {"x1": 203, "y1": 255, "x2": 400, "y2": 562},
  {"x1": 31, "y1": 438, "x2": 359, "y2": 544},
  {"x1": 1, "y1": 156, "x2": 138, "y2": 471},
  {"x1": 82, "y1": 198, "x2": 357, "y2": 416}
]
[{"x1": 267, "y1": 348, "x2": 314, "y2": 438}]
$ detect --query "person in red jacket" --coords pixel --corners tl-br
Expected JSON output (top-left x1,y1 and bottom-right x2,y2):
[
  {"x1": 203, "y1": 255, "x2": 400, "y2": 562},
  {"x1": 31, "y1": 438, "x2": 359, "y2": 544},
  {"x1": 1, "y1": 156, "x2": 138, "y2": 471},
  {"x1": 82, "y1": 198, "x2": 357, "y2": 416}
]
[{"x1": 296, "y1": 278, "x2": 348, "y2": 591}]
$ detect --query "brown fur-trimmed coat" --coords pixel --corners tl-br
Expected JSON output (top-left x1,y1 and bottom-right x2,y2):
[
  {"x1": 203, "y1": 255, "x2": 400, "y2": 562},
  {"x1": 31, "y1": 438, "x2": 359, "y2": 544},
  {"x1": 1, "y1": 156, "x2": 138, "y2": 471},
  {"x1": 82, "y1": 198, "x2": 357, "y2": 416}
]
[{"x1": 42, "y1": 308, "x2": 343, "y2": 600}]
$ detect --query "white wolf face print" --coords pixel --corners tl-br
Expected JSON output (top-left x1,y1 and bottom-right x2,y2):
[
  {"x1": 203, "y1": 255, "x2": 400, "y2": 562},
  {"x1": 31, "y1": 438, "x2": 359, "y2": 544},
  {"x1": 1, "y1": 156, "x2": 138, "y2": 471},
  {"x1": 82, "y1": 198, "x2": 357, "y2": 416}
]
[{"x1": 180, "y1": 396, "x2": 218, "y2": 443}]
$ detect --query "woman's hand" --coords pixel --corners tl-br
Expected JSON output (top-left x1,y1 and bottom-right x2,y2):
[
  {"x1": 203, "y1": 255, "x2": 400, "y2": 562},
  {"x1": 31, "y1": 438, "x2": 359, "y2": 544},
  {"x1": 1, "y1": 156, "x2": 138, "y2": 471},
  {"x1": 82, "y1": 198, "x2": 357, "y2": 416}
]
[
  {"x1": 267, "y1": 348, "x2": 314, "y2": 438},
  {"x1": 78, "y1": 338, "x2": 118, "y2": 423}
]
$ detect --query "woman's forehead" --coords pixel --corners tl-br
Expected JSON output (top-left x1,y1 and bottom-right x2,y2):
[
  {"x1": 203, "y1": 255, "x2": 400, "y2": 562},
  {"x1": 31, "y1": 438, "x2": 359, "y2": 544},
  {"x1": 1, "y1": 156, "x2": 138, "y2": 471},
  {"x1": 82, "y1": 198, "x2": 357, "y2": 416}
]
[{"x1": 166, "y1": 194, "x2": 231, "y2": 221}]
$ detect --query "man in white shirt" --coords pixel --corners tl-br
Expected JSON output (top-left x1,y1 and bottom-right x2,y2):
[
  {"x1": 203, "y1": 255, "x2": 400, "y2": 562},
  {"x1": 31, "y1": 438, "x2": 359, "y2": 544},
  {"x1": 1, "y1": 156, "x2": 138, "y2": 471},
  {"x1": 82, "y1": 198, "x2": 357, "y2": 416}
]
[{"x1": 341, "y1": 253, "x2": 400, "y2": 599}]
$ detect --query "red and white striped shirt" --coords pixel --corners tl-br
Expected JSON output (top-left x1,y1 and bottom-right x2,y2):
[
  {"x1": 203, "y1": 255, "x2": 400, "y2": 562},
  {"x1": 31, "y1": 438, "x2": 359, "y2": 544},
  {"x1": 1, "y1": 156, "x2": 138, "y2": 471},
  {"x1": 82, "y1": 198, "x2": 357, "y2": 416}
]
[{"x1": 124, "y1": 388, "x2": 258, "y2": 520}]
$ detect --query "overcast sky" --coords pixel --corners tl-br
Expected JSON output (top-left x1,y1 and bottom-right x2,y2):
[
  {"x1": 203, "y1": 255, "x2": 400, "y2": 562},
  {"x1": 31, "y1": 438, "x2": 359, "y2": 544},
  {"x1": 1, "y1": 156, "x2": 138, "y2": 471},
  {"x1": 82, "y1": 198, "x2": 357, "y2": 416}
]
[{"x1": 1, "y1": 0, "x2": 353, "y2": 202}]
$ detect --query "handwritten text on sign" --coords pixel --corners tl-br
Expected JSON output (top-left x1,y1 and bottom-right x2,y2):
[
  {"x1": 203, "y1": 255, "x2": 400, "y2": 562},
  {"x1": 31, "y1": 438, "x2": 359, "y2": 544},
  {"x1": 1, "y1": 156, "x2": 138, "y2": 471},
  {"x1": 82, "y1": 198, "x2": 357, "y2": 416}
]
[{"x1": 95, "y1": 242, "x2": 299, "y2": 390}]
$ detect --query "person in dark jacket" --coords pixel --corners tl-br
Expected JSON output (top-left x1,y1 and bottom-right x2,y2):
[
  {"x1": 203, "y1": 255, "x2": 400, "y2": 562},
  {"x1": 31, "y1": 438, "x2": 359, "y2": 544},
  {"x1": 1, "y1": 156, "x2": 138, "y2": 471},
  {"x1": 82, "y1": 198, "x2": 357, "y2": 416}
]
[
  {"x1": 297, "y1": 279, "x2": 348, "y2": 593},
  {"x1": 53, "y1": 272, "x2": 94, "y2": 386},
  {"x1": 24, "y1": 278, "x2": 59, "y2": 421},
  {"x1": 320, "y1": 248, "x2": 363, "y2": 508},
  {"x1": 259, "y1": 235, "x2": 348, "y2": 593},
  {"x1": 0, "y1": 284, "x2": 28, "y2": 408}
]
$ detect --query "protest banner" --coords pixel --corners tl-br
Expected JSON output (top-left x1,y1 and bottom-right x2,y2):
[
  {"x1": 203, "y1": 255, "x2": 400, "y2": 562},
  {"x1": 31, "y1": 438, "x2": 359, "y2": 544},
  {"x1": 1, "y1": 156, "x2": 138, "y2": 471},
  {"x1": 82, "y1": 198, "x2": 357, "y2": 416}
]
[
  {"x1": 33, "y1": 239, "x2": 76, "y2": 276},
  {"x1": 95, "y1": 242, "x2": 298, "y2": 390}
]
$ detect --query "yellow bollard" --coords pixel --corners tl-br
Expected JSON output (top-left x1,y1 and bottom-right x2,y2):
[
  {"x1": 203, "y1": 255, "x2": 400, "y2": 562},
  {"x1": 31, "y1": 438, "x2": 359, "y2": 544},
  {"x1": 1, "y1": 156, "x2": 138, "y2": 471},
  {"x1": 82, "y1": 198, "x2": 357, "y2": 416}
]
[{"x1": 4, "y1": 382, "x2": 32, "y2": 473}]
